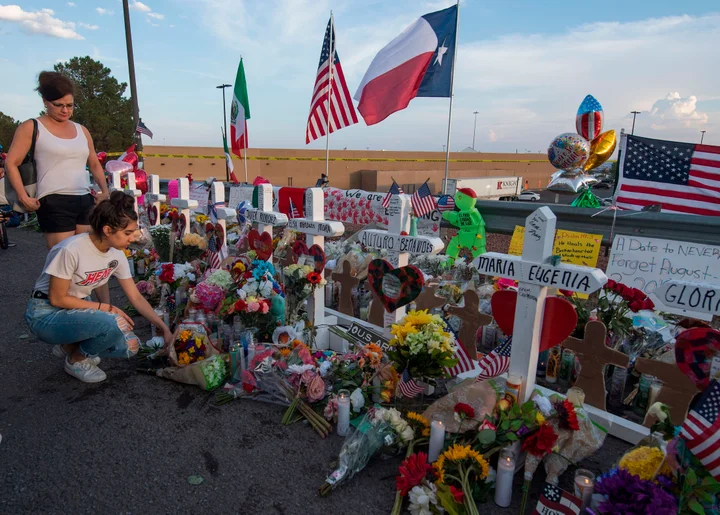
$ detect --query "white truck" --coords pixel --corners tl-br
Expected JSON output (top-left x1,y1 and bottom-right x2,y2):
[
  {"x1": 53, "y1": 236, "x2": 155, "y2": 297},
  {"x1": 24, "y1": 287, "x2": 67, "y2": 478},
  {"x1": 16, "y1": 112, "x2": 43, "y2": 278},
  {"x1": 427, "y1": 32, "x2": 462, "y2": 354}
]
[{"x1": 442, "y1": 176, "x2": 523, "y2": 200}]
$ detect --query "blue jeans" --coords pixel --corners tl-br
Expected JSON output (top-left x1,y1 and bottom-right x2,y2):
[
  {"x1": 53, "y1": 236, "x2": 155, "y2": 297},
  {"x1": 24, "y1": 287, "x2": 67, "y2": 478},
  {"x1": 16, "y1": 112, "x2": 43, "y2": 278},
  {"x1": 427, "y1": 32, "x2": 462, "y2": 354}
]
[{"x1": 25, "y1": 299, "x2": 139, "y2": 358}]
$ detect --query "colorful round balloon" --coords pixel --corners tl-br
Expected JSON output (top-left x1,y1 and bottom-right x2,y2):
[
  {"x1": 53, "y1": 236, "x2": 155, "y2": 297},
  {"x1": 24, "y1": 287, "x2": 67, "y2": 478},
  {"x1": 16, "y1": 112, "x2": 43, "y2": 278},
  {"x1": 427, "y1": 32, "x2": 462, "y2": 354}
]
[
  {"x1": 576, "y1": 94, "x2": 604, "y2": 141},
  {"x1": 547, "y1": 133, "x2": 590, "y2": 170}
]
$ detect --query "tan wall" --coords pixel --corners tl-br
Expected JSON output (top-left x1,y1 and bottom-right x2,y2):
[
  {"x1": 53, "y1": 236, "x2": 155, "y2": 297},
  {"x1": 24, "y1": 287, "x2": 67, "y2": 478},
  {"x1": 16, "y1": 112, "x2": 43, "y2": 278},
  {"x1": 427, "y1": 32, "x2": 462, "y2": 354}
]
[{"x1": 141, "y1": 146, "x2": 554, "y2": 191}]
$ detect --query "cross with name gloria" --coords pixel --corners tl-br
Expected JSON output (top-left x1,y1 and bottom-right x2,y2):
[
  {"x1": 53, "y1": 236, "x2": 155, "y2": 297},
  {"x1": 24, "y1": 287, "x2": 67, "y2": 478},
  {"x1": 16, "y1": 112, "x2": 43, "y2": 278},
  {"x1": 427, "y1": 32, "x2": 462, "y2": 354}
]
[{"x1": 472, "y1": 206, "x2": 607, "y2": 401}]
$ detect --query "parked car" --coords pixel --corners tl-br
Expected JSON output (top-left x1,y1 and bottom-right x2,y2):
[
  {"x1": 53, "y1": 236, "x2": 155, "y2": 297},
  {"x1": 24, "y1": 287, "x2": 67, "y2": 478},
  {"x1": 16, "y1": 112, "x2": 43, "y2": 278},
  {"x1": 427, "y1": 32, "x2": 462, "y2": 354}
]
[{"x1": 517, "y1": 191, "x2": 541, "y2": 201}]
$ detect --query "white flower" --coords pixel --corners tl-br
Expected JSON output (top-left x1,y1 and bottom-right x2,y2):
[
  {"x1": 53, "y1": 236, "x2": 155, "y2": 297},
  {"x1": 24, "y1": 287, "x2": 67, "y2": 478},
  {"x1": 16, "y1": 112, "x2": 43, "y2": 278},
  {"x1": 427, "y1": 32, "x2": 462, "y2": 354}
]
[
  {"x1": 408, "y1": 484, "x2": 438, "y2": 515},
  {"x1": 236, "y1": 288, "x2": 247, "y2": 300},
  {"x1": 400, "y1": 425, "x2": 415, "y2": 443},
  {"x1": 350, "y1": 388, "x2": 365, "y2": 412},
  {"x1": 647, "y1": 402, "x2": 668, "y2": 422},
  {"x1": 534, "y1": 395, "x2": 553, "y2": 416},
  {"x1": 287, "y1": 364, "x2": 313, "y2": 375},
  {"x1": 186, "y1": 273, "x2": 196, "y2": 282},
  {"x1": 319, "y1": 360, "x2": 332, "y2": 378}
]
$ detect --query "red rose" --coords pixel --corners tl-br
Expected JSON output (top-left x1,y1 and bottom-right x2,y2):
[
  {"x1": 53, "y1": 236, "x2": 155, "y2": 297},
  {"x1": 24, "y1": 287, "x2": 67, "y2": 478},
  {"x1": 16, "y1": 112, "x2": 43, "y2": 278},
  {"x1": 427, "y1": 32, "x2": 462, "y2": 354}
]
[
  {"x1": 234, "y1": 299, "x2": 248, "y2": 312},
  {"x1": 521, "y1": 423, "x2": 558, "y2": 457},
  {"x1": 631, "y1": 288, "x2": 646, "y2": 301},
  {"x1": 642, "y1": 298, "x2": 655, "y2": 310},
  {"x1": 606, "y1": 279, "x2": 617, "y2": 289},
  {"x1": 558, "y1": 289, "x2": 574, "y2": 298},
  {"x1": 454, "y1": 402, "x2": 476, "y2": 419},
  {"x1": 628, "y1": 300, "x2": 642, "y2": 312},
  {"x1": 449, "y1": 485, "x2": 465, "y2": 504}
]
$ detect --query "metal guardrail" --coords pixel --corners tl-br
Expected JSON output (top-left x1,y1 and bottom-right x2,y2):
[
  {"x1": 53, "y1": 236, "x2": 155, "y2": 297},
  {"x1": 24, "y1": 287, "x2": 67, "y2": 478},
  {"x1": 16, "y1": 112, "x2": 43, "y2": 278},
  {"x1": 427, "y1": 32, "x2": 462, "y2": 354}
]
[{"x1": 157, "y1": 180, "x2": 720, "y2": 246}]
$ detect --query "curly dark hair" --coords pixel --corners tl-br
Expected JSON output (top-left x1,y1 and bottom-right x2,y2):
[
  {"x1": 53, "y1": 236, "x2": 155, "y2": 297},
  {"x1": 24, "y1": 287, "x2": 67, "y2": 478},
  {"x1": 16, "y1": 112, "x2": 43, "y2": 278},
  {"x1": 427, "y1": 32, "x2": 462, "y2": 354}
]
[
  {"x1": 36, "y1": 71, "x2": 75, "y2": 101},
  {"x1": 90, "y1": 191, "x2": 138, "y2": 235}
]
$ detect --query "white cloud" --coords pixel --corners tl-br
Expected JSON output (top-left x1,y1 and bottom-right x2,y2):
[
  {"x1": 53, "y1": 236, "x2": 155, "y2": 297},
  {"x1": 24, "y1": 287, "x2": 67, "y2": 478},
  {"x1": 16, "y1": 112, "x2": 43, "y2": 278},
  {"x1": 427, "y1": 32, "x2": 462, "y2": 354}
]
[
  {"x1": 0, "y1": 5, "x2": 83, "y2": 40},
  {"x1": 147, "y1": 12, "x2": 164, "y2": 20},
  {"x1": 488, "y1": 130, "x2": 497, "y2": 142},
  {"x1": 647, "y1": 92, "x2": 708, "y2": 130},
  {"x1": 130, "y1": 1, "x2": 152, "y2": 13},
  {"x1": 147, "y1": 20, "x2": 160, "y2": 27},
  {"x1": 67, "y1": 2, "x2": 75, "y2": 6},
  {"x1": 96, "y1": 7, "x2": 114, "y2": 16},
  {"x1": 79, "y1": 22, "x2": 99, "y2": 30}
]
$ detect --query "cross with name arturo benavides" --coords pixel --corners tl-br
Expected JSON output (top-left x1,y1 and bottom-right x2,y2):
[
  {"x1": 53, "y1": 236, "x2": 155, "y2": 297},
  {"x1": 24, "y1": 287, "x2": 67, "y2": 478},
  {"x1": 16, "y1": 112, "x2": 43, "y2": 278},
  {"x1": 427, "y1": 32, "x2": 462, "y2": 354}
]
[{"x1": 472, "y1": 206, "x2": 608, "y2": 401}]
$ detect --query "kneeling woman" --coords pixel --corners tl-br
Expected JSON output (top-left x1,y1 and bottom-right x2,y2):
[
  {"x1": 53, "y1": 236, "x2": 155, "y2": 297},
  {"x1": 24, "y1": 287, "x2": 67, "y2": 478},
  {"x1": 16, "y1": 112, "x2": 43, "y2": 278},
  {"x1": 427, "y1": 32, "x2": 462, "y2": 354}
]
[{"x1": 26, "y1": 191, "x2": 173, "y2": 383}]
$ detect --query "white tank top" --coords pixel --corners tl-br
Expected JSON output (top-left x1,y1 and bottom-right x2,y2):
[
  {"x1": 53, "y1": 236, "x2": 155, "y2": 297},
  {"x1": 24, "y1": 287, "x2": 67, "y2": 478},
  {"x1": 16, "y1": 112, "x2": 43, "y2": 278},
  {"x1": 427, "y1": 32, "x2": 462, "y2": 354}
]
[{"x1": 35, "y1": 119, "x2": 90, "y2": 199}]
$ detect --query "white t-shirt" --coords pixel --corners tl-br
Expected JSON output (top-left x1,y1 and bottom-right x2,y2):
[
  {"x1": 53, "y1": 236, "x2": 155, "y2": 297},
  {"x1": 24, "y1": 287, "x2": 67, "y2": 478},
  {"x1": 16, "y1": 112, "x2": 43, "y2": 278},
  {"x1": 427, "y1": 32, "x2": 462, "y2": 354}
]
[{"x1": 33, "y1": 233, "x2": 132, "y2": 299}]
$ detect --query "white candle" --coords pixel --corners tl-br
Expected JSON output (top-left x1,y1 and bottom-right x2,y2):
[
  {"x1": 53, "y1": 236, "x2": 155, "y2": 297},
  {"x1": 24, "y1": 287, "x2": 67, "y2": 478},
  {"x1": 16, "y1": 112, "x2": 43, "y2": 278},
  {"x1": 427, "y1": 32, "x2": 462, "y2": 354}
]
[
  {"x1": 494, "y1": 449, "x2": 515, "y2": 507},
  {"x1": 137, "y1": 259, "x2": 146, "y2": 275},
  {"x1": 573, "y1": 469, "x2": 595, "y2": 510},
  {"x1": 337, "y1": 389, "x2": 351, "y2": 437},
  {"x1": 428, "y1": 415, "x2": 446, "y2": 462},
  {"x1": 128, "y1": 258, "x2": 135, "y2": 277}
]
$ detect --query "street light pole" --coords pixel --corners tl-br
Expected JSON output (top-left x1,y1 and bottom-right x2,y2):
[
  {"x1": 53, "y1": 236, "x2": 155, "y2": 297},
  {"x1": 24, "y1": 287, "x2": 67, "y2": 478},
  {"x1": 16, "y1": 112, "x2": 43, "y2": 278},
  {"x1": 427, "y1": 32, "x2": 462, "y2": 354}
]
[
  {"x1": 630, "y1": 111, "x2": 640, "y2": 135},
  {"x1": 701, "y1": 130, "x2": 706, "y2": 144},
  {"x1": 216, "y1": 83, "x2": 232, "y2": 182},
  {"x1": 472, "y1": 111, "x2": 479, "y2": 150},
  {"x1": 122, "y1": 0, "x2": 141, "y2": 151}
]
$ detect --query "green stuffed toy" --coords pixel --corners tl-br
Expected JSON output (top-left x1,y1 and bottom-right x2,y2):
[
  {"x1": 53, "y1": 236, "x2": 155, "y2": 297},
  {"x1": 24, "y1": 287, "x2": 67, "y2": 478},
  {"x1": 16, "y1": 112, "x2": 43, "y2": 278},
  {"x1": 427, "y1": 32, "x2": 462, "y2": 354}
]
[{"x1": 442, "y1": 188, "x2": 486, "y2": 265}]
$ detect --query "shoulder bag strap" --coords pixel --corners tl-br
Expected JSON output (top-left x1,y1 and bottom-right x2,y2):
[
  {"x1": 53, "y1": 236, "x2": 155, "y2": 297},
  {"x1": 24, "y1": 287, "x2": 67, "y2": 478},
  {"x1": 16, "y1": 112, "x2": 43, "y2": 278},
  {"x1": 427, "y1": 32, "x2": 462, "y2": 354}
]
[{"x1": 28, "y1": 119, "x2": 38, "y2": 161}]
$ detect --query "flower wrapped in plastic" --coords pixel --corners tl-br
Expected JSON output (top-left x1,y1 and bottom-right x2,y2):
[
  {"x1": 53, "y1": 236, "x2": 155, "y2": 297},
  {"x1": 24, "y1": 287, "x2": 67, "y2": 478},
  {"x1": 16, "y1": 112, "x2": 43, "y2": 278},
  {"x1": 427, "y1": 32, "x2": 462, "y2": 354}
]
[{"x1": 319, "y1": 407, "x2": 414, "y2": 496}]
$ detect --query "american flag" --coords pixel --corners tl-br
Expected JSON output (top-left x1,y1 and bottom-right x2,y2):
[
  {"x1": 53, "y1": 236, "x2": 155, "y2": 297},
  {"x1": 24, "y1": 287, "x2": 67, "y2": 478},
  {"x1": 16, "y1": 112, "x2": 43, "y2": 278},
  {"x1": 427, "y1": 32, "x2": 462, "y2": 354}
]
[
  {"x1": 135, "y1": 120, "x2": 153, "y2": 139},
  {"x1": 680, "y1": 380, "x2": 720, "y2": 481},
  {"x1": 532, "y1": 483, "x2": 581, "y2": 515},
  {"x1": 411, "y1": 181, "x2": 436, "y2": 218},
  {"x1": 436, "y1": 194, "x2": 455, "y2": 212},
  {"x1": 207, "y1": 233, "x2": 222, "y2": 270},
  {"x1": 381, "y1": 181, "x2": 404, "y2": 209},
  {"x1": 615, "y1": 135, "x2": 720, "y2": 216},
  {"x1": 474, "y1": 337, "x2": 512, "y2": 382},
  {"x1": 289, "y1": 198, "x2": 300, "y2": 219},
  {"x1": 398, "y1": 368, "x2": 425, "y2": 398},
  {"x1": 305, "y1": 18, "x2": 358, "y2": 144},
  {"x1": 443, "y1": 322, "x2": 475, "y2": 377}
]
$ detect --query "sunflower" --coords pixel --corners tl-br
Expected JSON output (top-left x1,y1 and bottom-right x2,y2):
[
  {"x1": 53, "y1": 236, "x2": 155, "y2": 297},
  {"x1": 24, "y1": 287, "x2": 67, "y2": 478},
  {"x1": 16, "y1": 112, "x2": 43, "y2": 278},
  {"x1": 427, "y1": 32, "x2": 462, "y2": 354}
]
[
  {"x1": 438, "y1": 444, "x2": 490, "y2": 481},
  {"x1": 407, "y1": 411, "x2": 431, "y2": 433},
  {"x1": 404, "y1": 310, "x2": 433, "y2": 327}
]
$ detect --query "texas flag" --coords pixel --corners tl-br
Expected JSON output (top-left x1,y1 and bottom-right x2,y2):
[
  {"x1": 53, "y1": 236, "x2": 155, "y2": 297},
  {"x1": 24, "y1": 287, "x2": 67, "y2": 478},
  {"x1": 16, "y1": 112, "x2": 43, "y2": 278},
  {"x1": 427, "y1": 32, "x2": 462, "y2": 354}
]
[{"x1": 354, "y1": 4, "x2": 457, "y2": 125}]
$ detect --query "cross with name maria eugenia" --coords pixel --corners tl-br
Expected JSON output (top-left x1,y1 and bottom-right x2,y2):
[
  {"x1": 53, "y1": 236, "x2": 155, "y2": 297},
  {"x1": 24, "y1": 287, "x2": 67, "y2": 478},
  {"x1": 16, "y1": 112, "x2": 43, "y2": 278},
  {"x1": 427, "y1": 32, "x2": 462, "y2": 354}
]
[{"x1": 472, "y1": 206, "x2": 608, "y2": 401}]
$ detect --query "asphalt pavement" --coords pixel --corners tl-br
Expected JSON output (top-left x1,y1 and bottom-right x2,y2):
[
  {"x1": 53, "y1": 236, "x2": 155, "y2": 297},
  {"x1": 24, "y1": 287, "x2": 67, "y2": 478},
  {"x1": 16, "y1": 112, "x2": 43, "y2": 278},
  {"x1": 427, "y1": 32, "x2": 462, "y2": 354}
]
[{"x1": 0, "y1": 227, "x2": 629, "y2": 515}]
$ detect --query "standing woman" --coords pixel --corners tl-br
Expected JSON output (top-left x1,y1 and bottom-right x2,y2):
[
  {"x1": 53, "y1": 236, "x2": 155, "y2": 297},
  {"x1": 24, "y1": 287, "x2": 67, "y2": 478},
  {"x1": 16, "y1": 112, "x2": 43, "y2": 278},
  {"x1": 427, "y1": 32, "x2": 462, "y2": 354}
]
[
  {"x1": 26, "y1": 192, "x2": 173, "y2": 383},
  {"x1": 4, "y1": 71, "x2": 110, "y2": 250}
]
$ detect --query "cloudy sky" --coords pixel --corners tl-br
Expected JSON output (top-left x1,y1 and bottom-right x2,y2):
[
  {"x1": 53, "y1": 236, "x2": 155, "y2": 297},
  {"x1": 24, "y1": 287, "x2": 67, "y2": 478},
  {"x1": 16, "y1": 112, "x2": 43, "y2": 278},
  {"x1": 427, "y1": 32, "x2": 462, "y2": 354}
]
[{"x1": 1, "y1": 0, "x2": 717, "y2": 152}]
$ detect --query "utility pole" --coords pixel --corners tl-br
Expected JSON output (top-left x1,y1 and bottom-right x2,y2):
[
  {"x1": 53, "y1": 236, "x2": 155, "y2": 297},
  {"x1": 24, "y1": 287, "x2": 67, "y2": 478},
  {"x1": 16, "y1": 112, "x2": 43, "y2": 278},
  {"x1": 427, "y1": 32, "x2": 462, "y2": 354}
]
[
  {"x1": 217, "y1": 83, "x2": 232, "y2": 182},
  {"x1": 472, "y1": 110, "x2": 479, "y2": 150},
  {"x1": 630, "y1": 111, "x2": 640, "y2": 135},
  {"x1": 701, "y1": 130, "x2": 706, "y2": 144},
  {"x1": 122, "y1": 0, "x2": 141, "y2": 152}
]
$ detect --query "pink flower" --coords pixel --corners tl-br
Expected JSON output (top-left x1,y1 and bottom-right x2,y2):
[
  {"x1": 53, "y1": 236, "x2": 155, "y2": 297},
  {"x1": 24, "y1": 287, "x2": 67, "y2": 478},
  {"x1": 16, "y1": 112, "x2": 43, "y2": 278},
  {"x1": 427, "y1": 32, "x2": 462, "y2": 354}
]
[
  {"x1": 324, "y1": 395, "x2": 338, "y2": 422},
  {"x1": 247, "y1": 301, "x2": 260, "y2": 312},
  {"x1": 306, "y1": 374, "x2": 326, "y2": 403},
  {"x1": 260, "y1": 301, "x2": 270, "y2": 314},
  {"x1": 301, "y1": 369, "x2": 317, "y2": 384}
]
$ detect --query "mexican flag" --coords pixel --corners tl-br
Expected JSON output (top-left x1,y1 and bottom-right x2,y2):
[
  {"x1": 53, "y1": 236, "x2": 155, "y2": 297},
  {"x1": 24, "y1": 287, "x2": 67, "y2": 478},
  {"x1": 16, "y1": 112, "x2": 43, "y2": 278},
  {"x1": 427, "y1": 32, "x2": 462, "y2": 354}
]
[
  {"x1": 230, "y1": 58, "x2": 250, "y2": 158},
  {"x1": 222, "y1": 127, "x2": 238, "y2": 183}
]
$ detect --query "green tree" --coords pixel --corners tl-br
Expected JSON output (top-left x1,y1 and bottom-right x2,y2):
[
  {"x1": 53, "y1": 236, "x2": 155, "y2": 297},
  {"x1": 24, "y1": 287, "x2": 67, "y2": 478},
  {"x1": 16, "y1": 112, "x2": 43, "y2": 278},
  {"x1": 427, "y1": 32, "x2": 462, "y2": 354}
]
[
  {"x1": 54, "y1": 56, "x2": 134, "y2": 151},
  {"x1": 0, "y1": 111, "x2": 19, "y2": 151}
]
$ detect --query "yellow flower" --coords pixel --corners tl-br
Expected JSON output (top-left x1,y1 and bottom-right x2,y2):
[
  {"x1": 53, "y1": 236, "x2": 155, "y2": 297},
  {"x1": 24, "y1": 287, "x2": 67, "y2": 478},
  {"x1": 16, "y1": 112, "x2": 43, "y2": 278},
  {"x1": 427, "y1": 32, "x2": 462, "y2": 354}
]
[
  {"x1": 434, "y1": 455, "x2": 446, "y2": 484},
  {"x1": 178, "y1": 352, "x2": 191, "y2": 365},
  {"x1": 123, "y1": 249, "x2": 132, "y2": 258},
  {"x1": 422, "y1": 428, "x2": 430, "y2": 437},
  {"x1": 178, "y1": 330, "x2": 192, "y2": 342},
  {"x1": 279, "y1": 348, "x2": 291, "y2": 358},
  {"x1": 536, "y1": 412, "x2": 546, "y2": 425},
  {"x1": 404, "y1": 310, "x2": 433, "y2": 327},
  {"x1": 439, "y1": 444, "x2": 490, "y2": 481},
  {"x1": 407, "y1": 411, "x2": 431, "y2": 431},
  {"x1": 618, "y1": 446, "x2": 665, "y2": 481},
  {"x1": 195, "y1": 214, "x2": 209, "y2": 224},
  {"x1": 233, "y1": 262, "x2": 246, "y2": 273}
]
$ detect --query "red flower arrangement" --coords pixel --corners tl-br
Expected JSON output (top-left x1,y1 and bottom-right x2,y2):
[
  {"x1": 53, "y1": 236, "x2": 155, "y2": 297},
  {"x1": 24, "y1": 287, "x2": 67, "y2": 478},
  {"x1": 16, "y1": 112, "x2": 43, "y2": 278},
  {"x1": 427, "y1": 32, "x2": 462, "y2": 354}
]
[
  {"x1": 555, "y1": 399, "x2": 580, "y2": 431},
  {"x1": 604, "y1": 280, "x2": 654, "y2": 312},
  {"x1": 159, "y1": 263, "x2": 175, "y2": 284},
  {"x1": 307, "y1": 271, "x2": 322, "y2": 285},
  {"x1": 521, "y1": 423, "x2": 558, "y2": 457},
  {"x1": 454, "y1": 402, "x2": 476, "y2": 419},
  {"x1": 396, "y1": 452, "x2": 435, "y2": 496}
]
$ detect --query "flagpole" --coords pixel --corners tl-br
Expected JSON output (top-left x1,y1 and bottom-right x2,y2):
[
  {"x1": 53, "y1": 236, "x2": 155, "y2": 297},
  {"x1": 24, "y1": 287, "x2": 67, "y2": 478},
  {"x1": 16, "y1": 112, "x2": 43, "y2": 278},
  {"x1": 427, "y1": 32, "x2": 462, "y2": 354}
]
[
  {"x1": 324, "y1": 12, "x2": 335, "y2": 180},
  {"x1": 442, "y1": 0, "x2": 460, "y2": 195},
  {"x1": 243, "y1": 121, "x2": 248, "y2": 183}
]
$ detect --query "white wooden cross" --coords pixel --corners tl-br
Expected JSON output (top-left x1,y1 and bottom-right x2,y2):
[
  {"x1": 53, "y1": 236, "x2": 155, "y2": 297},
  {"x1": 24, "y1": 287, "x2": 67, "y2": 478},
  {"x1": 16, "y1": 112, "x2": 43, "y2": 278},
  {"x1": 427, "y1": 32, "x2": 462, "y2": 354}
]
[
  {"x1": 170, "y1": 177, "x2": 198, "y2": 237},
  {"x1": 356, "y1": 195, "x2": 444, "y2": 337},
  {"x1": 652, "y1": 280, "x2": 720, "y2": 320},
  {"x1": 472, "y1": 206, "x2": 607, "y2": 401},
  {"x1": 124, "y1": 172, "x2": 142, "y2": 217},
  {"x1": 245, "y1": 183, "x2": 288, "y2": 262},
  {"x1": 210, "y1": 181, "x2": 236, "y2": 259},
  {"x1": 109, "y1": 171, "x2": 122, "y2": 192},
  {"x1": 145, "y1": 174, "x2": 166, "y2": 227},
  {"x1": 287, "y1": 188, "x2": 345, "y2": 350}
]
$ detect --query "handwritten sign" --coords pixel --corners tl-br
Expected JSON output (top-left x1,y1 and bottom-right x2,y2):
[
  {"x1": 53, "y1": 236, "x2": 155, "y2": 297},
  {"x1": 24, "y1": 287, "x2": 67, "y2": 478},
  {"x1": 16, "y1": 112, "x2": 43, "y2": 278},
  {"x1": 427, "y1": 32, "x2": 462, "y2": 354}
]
[
  {"x1": 245, "y1": 209, "x2": 288, "y2": 226},
  {"x1": 358, "y1": 229, "x2": 444, "y2": 255},
  {"x1": 607, "y1": 235, "x2": 720, "y2": 320},
  {"x1": 652, "y1": 280, "x2": 720, "y2": 320},
  {"x1": 347, "y1": 323, "x2": 390, "y2": 352},
  {"x1": 288, "y1": 218, "x2": 344, "y2": 237},
  {"x1": 190, "y1": 183, "x2": 209, "y2": 214}
]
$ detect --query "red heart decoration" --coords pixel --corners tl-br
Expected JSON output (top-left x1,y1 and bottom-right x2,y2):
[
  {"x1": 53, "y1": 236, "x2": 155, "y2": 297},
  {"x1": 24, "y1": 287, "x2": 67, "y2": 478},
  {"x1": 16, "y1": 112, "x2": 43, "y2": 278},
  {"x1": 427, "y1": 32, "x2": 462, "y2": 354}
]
[
  {"x1": 675, "y1": 328, "x2": 720, "y2": 390},
  {"x1": 292, "y1": 241, "x2": 326, "y2": 272},
  {"x1": 171, "y1": 213, "x2": 186, "y2": 237},
  {"x1": 148, "y1": 205, "x2": 158, "y2": 226},
  {"x1": 491, "y1": 290, "x2": 578, "y2": 352},
  {"x1": 367, "y1": 259, "x2": 425, "y2": 313},
  {"x1": 248, "y1": 229, "x2": 273, "y2": 261}
]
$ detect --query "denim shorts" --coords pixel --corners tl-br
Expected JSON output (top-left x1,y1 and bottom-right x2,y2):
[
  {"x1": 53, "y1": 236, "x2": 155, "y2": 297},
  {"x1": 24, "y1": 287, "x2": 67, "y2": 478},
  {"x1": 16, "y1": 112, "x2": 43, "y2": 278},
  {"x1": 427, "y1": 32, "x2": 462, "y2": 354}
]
[{"x1": 25, "y1": 298, "x2": 139, "y2": 358}]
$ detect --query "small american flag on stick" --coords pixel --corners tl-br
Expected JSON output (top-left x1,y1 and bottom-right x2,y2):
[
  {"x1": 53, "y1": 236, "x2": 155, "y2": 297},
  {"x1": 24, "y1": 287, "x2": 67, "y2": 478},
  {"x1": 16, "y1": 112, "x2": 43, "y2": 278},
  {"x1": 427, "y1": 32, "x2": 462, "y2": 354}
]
[
  {"x1": 382, "y1": 181, "x2": 403, "y2": 209},
  {"x1": 289, "y1": 198, "x2": 300, "y2": 219},
  {"x1": 398, "y1": 368, "x2": 425, "y2": 398},
  {"x1": 443, "y1": 322, "x2": 475, "y2": 377},
  {"x1": 305, "y1": 17, "x2": 358, "y2": 144},
  {"x1": 474, "y1": 337, "x2": 512, "y2": 382},
  {"x1": 680, "y1": 380, "x2": 720, "y2": 481},
  {"x1": 411, "y1": 180, "x2": 436, "y2": 218}
]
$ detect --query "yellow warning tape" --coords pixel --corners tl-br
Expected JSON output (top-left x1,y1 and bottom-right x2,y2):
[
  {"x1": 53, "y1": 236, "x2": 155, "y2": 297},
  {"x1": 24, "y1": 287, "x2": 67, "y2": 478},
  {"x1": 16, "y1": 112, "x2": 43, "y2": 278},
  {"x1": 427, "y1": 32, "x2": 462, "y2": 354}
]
[{"x1": 105, "y1": 151, "x2": 548, "y2": 164}]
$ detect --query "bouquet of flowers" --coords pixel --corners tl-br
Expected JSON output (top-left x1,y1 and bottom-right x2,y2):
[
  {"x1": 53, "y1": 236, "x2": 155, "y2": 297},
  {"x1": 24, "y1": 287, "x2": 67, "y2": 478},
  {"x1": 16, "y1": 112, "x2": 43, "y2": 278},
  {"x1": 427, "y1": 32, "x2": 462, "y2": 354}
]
[
  {"x1": 283, "y1": 263, "x2": 325, "y2": 324},
  {"x1": 149, "y1": 224, "x2": 172, "y2": 262},
  {"x1": 387, "y1": 310, "x2": 459, "y2": 384},
  {"x1": 433, "y1": 444, "x2": 492, "y2": 515},
  {"x1": 177, "y1": 232, "x2": 207, "y2": 263},
  {"x1": 319, "y1": 407, "x2": 416, "y2": 496}
]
